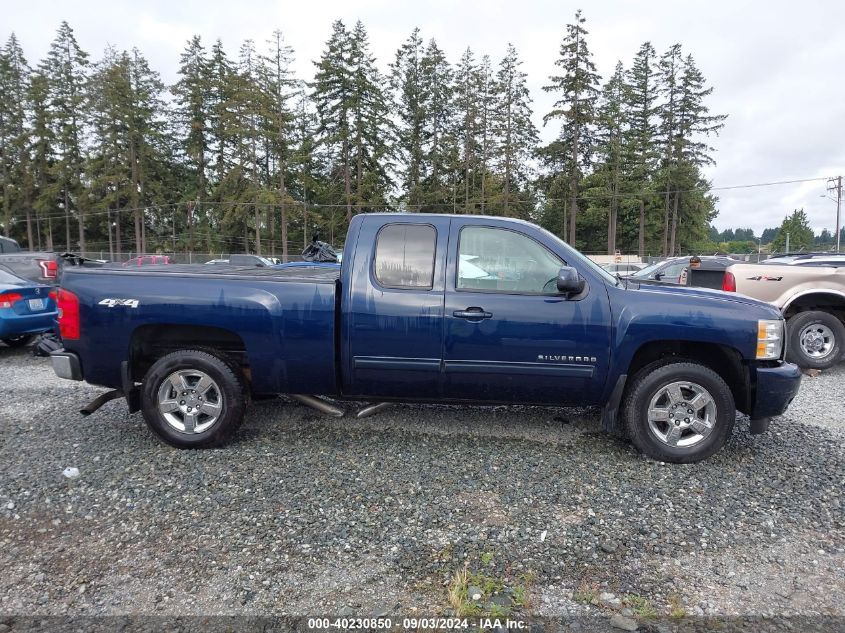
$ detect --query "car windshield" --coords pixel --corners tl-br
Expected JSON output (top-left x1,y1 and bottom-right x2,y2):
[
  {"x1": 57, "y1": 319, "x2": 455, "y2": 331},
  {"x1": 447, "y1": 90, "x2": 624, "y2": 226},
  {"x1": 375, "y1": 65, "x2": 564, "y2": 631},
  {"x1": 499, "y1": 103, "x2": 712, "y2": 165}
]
[
  {"x1": 0, "y1": 270, "x2": 27, "y2": 286},
  {"x1": 631, "y1": 261, "x2": 664, "y2": 277}
]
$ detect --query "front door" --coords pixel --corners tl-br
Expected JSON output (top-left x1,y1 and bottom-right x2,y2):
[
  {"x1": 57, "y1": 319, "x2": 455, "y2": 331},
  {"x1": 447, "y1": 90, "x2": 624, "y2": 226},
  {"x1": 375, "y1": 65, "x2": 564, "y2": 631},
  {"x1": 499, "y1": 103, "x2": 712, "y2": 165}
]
[{"x1": 442, "y1": 221, "x2": 611, "y2": 404}]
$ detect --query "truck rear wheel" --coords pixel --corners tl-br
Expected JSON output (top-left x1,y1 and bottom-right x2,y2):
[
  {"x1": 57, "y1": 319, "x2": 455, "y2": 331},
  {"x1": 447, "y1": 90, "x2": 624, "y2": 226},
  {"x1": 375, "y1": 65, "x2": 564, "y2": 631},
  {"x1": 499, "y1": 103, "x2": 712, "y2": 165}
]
[
  {"x1": 786, "y1": 310, "x2": 844, "y2": 370},
  {"x1": 140, "y1": 349, "x2": 246, "y2": 448},
  {"x1": 621, "y1": 360, "x2": 735, "y2": 463}
]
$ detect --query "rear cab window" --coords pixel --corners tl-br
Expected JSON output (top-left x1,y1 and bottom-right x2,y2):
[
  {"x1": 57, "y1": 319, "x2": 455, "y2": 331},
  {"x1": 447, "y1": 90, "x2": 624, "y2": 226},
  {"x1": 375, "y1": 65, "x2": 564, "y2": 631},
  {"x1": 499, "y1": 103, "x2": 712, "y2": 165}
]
[{"x1": 373, "y1": 224, "x2": 436, "y2": 289}]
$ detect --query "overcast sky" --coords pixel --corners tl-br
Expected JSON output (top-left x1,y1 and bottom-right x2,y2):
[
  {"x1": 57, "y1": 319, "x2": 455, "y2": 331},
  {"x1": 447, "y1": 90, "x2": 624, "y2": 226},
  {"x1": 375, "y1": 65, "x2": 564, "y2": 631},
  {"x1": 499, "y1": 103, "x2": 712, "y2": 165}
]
[{"x1": 5, "y1": 0, "x2": 845, "y2": 235}]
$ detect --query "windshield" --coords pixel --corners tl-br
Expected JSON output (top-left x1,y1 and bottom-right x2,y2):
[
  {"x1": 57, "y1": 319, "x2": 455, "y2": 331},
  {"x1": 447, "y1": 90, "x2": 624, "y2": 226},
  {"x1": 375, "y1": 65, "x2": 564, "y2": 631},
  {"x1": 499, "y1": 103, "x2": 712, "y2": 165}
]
[
  {"x1": 631, "y1": 261, "x2": 664, "y2": 277},
  {"x1": 535, "y1": 226, "x2": 619, "y2": 285}
]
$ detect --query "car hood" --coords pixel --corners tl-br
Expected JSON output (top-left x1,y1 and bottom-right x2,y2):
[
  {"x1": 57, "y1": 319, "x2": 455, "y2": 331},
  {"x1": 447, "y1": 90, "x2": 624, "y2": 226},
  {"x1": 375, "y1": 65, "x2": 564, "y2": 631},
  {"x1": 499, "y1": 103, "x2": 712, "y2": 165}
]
[{"x1": 627, "y1": 279, "x2": 781, "y2": 315}]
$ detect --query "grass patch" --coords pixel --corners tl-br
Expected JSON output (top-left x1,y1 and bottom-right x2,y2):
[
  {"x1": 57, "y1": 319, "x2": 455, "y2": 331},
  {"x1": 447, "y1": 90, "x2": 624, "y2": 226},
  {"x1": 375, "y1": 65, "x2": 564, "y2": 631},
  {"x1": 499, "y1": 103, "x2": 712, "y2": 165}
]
[
  {"x1": 574, "y1": 581, "x2": 599, "y2": 605},
  {"x1": 624, "y1": 594, "x2": 658, "y2": 618},
  {"x1": 445, "y1": 562, "x2": 529, "y2": 617},
  {"x1": 667, "y1": 593, "x2": 687, "y2": 619}
]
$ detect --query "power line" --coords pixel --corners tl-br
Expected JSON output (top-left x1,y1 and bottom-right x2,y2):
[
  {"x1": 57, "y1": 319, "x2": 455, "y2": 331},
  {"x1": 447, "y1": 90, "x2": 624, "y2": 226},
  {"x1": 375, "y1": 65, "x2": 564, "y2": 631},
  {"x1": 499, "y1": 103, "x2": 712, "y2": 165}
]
[{"x1": 14, "y1": 175, "x2": 836, "y2": 222}]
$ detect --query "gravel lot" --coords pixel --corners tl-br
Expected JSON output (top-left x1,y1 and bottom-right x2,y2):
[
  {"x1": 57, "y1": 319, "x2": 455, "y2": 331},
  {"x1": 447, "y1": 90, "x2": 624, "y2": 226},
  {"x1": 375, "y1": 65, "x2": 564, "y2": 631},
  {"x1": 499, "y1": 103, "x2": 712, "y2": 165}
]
[{"x1": 1, "y1": 345, "x2": 844, "y2": 625}]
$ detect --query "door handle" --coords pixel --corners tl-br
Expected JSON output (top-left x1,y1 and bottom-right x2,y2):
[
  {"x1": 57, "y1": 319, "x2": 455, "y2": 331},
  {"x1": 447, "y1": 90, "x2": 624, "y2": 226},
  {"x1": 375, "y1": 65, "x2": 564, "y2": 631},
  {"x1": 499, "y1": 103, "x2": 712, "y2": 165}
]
[{"x1": 453, "y1": 307, "x2": 493, "y2": 320}]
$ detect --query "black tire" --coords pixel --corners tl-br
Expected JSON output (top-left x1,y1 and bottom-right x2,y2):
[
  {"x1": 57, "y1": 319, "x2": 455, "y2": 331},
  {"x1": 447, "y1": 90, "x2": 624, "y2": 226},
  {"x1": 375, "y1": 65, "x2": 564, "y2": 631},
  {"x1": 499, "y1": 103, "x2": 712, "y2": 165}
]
[
  {"x1": 2, "y1": 334, "x2": 34, "y2": 348},
  {"x1": 785, "y1": 310, "x2": 845, "y2": 370},
  {"x1": 622, "y1": 360, "x2": 735, "y2": 464},
  {"x1": 140, "y1": 349, "x2": 246, "y2": 448}
]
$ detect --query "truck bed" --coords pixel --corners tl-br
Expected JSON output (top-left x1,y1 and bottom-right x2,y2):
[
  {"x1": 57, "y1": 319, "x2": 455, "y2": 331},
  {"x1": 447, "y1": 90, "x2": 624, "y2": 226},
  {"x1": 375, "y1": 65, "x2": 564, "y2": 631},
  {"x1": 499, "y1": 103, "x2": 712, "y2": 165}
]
[
  {"x1": 60, "y1": 263, "x2": 339, "y2": 395},
  {"x1": 81, "y1": 263, "x2": 341, "y2": 283}
]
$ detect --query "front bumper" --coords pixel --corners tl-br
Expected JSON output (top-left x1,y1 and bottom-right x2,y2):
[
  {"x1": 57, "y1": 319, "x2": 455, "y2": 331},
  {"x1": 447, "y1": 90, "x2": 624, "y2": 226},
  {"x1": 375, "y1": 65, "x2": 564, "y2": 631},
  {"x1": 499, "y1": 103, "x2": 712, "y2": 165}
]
[
  {"x1": 749, "y1": 361, "x2": 802, "y2": 418},
  {"x1": 51, "y1": 350, "x2": 83, "y2": 381}
]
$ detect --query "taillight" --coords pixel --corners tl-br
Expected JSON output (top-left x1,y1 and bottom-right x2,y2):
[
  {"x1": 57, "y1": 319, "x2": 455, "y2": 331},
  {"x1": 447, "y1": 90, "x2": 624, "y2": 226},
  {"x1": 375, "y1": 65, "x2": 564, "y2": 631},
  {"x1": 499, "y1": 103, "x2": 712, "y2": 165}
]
[
  {"x1": 38, "y1": 259, "x2": 58, "y2": 279},
  {"x1": 0, "y1": 292, "x2": 23, "y2": 309},
  {"x1": 56, "y1": 289, "x2": 81, "y2": 340},
  {"x1": 722, "y1": 271, "x2": 736, "y2": 292}
]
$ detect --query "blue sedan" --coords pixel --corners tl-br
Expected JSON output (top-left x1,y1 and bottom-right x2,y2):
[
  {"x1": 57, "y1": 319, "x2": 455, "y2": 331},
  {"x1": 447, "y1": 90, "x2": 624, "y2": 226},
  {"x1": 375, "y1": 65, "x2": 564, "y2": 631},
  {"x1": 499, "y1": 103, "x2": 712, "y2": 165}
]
[{"x1": 0, "y1": 269, "x2": 58, "y2": 347}]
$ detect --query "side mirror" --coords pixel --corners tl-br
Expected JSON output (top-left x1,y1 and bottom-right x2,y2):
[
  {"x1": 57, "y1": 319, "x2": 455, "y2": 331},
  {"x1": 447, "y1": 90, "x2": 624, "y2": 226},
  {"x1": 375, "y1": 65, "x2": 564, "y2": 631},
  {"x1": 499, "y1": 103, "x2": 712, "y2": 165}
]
[
  {"x1": 556, "y1": 266, "x2": 585, "y2": 295},
  {"x1": 256, "y1": 263, "x2": 265, "y2": 267},
  {"x1": 654, "y1": 272, "x2": 663, "y2": 281}
]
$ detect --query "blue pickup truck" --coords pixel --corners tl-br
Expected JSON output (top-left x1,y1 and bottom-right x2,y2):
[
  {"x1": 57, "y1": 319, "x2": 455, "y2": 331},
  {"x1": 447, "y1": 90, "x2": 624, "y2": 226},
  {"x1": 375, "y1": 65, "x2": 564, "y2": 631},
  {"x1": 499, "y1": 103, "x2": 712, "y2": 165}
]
[{"x1": 50, "y1": 213, "x2": 801, "y2": 463}]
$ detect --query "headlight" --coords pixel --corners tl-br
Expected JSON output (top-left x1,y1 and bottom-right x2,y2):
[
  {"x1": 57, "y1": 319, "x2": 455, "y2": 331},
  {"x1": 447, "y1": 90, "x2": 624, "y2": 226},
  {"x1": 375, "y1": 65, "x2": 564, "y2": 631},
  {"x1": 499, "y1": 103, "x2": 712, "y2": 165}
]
[{"x1": 756, "y1": 319, "x2": 784, "y2": 359}]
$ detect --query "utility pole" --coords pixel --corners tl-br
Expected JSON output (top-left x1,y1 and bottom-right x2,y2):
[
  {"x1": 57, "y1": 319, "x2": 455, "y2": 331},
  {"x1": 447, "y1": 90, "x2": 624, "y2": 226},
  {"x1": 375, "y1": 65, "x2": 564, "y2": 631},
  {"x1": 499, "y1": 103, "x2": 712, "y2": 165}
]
[
  {"x1": 785, "y1": 231, "x2": 790, "y2": 254},
  {"x1": 825, "y1": 177, "x2": 842, "y2": 253}
]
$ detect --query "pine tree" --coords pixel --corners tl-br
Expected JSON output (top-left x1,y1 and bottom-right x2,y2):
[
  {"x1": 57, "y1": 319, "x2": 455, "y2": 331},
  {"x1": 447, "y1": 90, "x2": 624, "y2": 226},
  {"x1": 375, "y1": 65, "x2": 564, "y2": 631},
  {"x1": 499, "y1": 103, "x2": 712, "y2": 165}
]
[
  {"x1": 624, "y1": 42, "x2": 659, "y2": 256},
  {"x1": 592, "y1": 61, "x2": 627, "y2": 253},
  {"x1": 771, "y1": 209, "x2": 814, "y2": 252},
  {"x1": 543, "y1": 10, "x2": 600, "y2": 244},
  {"x1": 313, "y1": 20, "x2": 392, "y2": 222},
  {"x1": 29, "y1": 70, "x2": 55, "y2": 250},
  {"x1": 656, "y1": 43, "x2": 683, "y2": 255},
  {"x1": 173, "y1": 35, "x2": 210, "y2": 251},
  {"x1": 492, "y1": 44, "x2": 538, "y2": 218},
  {"x1": 390, "y1": 28, "x2": 426, "y2": 207},
  {"x1": 419, "y1": 38, "x2": 453, "y2": 209},
  {"x1": 661, "y1": 51, "x2": 726, "y2": 254},
  {"x1": 88, "y1": 47, "x2": 169, "y2": 255},
  {"x1": 477, "y1": 54, "x2": 495, "y2": 215},
  {"x1": 453, "y1": 47, "x2": 480, "y2": 212},
  {"x1": 0, "y1": 34, "x2": 31, "y2": 243},
  {"x1": 39, "y1": 21, "x2": 89, "y2": 252},
  {"x1": 262, "y1": 29, "x2": 296, "y2": 258},
  {"x1": 348, "y1": 21, "x2": 393, "y2": 214},
  {"x1": 313, "y1": 20, "x2": 355, "y2": 220}
]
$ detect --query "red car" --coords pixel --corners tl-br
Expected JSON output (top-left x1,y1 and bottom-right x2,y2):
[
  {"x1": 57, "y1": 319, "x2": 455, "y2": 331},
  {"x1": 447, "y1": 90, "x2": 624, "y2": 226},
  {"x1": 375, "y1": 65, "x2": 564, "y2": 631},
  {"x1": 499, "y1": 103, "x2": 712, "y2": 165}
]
[{"x1": 122, "y1": 255, "x2": 172, "y2": 267}]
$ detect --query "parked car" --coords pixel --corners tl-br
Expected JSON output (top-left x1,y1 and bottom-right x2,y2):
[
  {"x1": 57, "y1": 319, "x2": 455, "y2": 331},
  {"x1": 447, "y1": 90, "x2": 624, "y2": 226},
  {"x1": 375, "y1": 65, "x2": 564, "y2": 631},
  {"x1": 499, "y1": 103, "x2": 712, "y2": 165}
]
[
  {"x1": 122, "y1": 255, "x2": 172, "y2": 267},
  {"x1": 601, "y1": 262, "x2": 644, "y2": 275},
  {"x1": 630, "y1": 256, "x2": 736, "y2": 285},
  {"x1": 723, "y1": 260, "x2": 845, "y2": 369},
  {"x1": 228, "y1": 254, "x2": 275, "y2": 267},
  {"x1": 0, "y1": 235, "x2": 60, "y2": 285},
  {"x1": 763, "y1": 253, "x2": 845, "y2": 267},
  {"x1": 0, "y1": 269, "x2": 58, "y2": 347},
  {"x1": 50, "y1": 213, "x2": 800, "y2": 464}
]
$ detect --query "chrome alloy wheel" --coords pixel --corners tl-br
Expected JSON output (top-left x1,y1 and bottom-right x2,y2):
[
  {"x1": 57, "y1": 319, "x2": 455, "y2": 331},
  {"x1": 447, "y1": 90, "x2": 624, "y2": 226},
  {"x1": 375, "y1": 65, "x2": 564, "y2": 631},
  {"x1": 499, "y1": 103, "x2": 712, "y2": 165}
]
[
  {"x1": 647, "y1": 380, "x2": 717, "y2": 448},
  {"x1": 157, "y1": 369, "x2": 224, "y2": 434},
  {"x1": 799, "y1": 323, "x2": 835, "y2": 359}
]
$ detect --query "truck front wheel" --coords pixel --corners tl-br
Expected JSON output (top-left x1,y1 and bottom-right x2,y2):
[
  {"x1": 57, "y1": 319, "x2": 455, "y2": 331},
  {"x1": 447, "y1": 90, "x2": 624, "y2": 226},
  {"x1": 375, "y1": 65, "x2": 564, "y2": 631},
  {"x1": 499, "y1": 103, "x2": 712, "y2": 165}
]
[
  {"x1": 140, "y1": 349, "x2": 246, "y2": 448},
  {"x1": 621, "y1": 360, "x2": 735, "y2": 463},
  {"x1": 785, "y1": 310, "x2": 844, "y2": 370}
]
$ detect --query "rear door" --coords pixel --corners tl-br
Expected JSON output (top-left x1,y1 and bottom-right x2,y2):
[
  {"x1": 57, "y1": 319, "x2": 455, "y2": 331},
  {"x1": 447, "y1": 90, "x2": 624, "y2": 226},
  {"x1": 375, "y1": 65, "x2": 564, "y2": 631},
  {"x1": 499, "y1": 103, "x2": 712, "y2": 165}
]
[
  {"x1": 343, "y1": 216, "x2": 450, "y2": 399},
  {"x1": 441, "y1": 219, "x2": 611, "y2": 405}
]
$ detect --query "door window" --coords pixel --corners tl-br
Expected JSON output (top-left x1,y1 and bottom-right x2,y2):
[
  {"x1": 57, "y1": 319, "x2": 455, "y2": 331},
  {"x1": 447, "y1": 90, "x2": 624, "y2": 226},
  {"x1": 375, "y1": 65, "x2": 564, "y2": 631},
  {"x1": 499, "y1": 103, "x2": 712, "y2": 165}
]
[
  {"x1": 374, "y1": 224, "x2": 436, "y2": 289},
  {"x1": 660, "y1": 262, "x2": 687, "y2": 279},
  {"x1": 457, "y1": 226, "x2": 563, "y2": 293}
]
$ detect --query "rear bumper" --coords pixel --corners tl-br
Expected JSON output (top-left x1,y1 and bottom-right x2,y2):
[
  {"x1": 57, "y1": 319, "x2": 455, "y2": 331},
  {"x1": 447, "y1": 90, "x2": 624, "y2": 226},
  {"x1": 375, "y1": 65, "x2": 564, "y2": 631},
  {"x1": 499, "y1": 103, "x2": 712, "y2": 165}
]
[
  {"x1": 749, "y1": 361, "x2": 802, "y2": 418},
  {"x1": 0, "y1": 310, "x2": 57, "y2": 338},
  {"x1": 51, "y1": 350, "x2": 83, "y2": 381}
]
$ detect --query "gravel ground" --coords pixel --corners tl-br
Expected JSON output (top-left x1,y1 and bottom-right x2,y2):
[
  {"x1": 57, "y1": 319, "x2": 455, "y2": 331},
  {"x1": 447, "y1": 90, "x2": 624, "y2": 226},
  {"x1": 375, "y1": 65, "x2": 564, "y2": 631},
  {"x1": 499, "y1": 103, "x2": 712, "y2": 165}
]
[{"x1": 1, "y1": 345, "x2": 844, "y2": 625}]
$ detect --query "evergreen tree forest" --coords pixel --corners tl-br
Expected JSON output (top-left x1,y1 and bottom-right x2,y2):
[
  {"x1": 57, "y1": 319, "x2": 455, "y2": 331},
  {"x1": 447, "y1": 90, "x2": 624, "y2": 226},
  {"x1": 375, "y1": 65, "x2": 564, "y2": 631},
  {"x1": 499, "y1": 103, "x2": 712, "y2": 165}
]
[{"x1": 0, "y1": 15, "x2": 734, "y2": 259}]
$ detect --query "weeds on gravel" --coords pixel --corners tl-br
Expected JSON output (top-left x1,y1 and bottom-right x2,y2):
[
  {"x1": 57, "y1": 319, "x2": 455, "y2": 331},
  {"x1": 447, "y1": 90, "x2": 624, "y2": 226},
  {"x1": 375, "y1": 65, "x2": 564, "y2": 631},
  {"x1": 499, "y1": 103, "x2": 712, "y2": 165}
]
[
  {"x1": 574, "y1": 580, "x2": 599, "y2": 605},
  {"x1": 667, "y1": 592, "x2": 687, "y2": 618},
  {"x1": 446, "y1": 562, "x2": 527, "y2": 617},
  {"x1": 624, "y1": 594, "x2": 658, "y2": 618}
]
